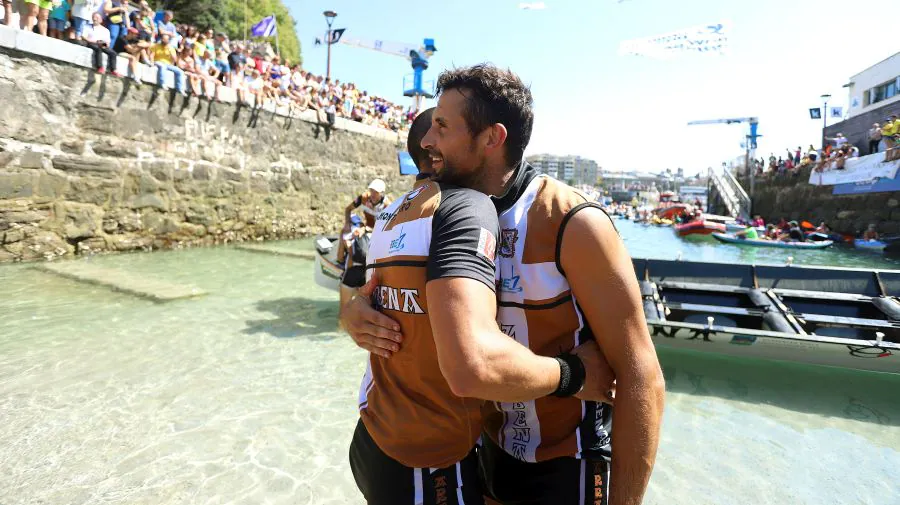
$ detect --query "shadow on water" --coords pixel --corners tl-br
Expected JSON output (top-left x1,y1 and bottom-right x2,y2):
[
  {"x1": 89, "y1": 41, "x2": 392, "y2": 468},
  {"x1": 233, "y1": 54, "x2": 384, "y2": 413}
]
[
  {"x1": 657, "y1": 347, "x2": 900, "y2": 428},
  {"x1": 243, "y1": 297, "x2": 340, "y2": 341}
]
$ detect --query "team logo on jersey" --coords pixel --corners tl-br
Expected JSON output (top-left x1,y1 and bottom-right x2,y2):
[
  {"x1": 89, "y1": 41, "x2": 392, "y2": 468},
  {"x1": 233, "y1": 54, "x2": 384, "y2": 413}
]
[
  {"x1": 389, "y1": 228, "x2": 406, "y2": 253},
  {"x1": 499, "y1": 228, "x2": 518, "y2": 258}
]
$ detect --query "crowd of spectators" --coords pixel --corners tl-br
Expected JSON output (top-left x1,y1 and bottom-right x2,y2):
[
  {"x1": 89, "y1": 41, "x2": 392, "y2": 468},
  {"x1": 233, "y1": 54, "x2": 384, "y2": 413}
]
[
  {"x1": 744, "y1": 115, "x2": 900, "y2": 179},
  {"x1": 0, "y1": 1, "x2": 415, "y2": 132}
]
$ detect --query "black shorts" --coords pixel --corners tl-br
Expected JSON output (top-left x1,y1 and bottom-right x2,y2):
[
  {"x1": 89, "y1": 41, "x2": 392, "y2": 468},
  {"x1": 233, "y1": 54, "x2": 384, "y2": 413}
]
[
  {"x1": 349, "y1": 419, "x2": 485, "y2": 505},
  {"x1": 479, "y1": 436, "x2": 610, "y2": 505},
  {"x1": 341, "y1": 266, "x2": 366, "y2": 288}
]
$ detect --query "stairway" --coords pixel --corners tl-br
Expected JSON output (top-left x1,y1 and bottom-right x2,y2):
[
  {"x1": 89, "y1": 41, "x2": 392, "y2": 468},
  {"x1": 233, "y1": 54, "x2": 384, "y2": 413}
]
[{"x1": 708, "y1": 166, "x2": 751, "y2": 221}]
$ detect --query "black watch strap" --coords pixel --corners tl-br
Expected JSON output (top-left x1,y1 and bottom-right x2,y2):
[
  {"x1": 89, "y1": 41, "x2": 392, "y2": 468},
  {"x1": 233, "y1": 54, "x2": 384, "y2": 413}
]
[{"x1": 551, "y1": 353, "x2": 586, "y2": 397}]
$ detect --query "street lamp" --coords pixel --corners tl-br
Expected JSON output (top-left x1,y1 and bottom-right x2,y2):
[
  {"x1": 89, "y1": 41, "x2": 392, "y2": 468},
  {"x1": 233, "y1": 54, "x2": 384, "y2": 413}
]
[
  {"x1": 820, "y1": 93, "x2": 831, "y2": 151},
  {"x1": 323, "y1": 10, "x2": 337, "y2": 81}
]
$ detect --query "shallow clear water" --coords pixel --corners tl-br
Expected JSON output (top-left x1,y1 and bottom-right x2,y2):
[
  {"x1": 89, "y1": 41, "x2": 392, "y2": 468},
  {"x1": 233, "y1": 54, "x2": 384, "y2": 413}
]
[{"x1": 1, "y1": 228, "x2": 898, "y2": 505}]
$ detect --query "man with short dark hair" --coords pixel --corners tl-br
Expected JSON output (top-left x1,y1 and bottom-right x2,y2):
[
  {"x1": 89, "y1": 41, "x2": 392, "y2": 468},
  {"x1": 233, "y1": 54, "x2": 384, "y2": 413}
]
[{"x1": 344, "y1": 64, "x2": 665, "y2": 505}]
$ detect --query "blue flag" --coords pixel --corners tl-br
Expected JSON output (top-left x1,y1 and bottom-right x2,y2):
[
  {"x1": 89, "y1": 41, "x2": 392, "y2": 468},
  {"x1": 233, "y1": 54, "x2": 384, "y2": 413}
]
[{"x1": 251, "y1": 15, "x2": 277, "y2": 37}]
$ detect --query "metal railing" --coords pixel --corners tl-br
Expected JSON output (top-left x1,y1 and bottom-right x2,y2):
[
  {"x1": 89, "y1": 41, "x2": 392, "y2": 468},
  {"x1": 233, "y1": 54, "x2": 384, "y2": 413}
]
[{"x1": 708, "y1": 165, "x2": 751, "y2": 220}]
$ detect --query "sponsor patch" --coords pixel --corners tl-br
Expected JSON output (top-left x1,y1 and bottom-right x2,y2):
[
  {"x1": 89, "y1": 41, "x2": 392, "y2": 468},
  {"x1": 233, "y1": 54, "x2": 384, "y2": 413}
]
[
  {"x1": 476, "y1": 227, "x2": 497, "y2": 262},
  {"x1": 405, "y1": 184, "x2": 427, "y2": 201}
]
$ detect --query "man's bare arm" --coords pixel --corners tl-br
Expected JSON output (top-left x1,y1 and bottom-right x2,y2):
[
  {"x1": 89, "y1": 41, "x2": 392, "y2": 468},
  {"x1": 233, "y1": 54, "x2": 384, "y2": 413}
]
[
  {"x1": 561, "y1": 207, "x2": 665, "y2": 505},
  {"x1": 426, "y1": 277, "x2": 559, "y2": 402}
]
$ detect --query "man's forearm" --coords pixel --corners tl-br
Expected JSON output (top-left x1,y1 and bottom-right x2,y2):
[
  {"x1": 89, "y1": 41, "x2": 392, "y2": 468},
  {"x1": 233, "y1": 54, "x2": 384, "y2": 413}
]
[
  {"x1": 445, "y1": 328, "x2": 560, "y2": 403},
  {"x1": 608, "y1": 370, "x2": 665, "y2": 505}
]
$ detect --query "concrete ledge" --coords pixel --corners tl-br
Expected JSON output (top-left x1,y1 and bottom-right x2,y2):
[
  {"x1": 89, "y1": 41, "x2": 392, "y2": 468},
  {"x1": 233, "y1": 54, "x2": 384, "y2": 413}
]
[
  {"x1": 235, "y1": 244, "x2": 315, "y2": 260},
  {"x1": 0, "y1": 24, "x2": 406, "y2": 142},
  {"x1": 34, "y1": 261, "x2": 208, "y2": 301}
]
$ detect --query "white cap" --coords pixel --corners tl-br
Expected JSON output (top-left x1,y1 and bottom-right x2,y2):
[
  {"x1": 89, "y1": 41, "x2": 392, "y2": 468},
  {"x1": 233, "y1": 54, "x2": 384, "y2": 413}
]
[{"x1": 368, "y1": 179, "x2": 386, "y2": 193}]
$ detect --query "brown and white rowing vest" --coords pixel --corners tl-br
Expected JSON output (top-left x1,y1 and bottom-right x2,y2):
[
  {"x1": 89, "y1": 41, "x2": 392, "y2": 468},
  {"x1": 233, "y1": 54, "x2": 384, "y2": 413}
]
[
  {"x1": 358, "y1": 181, "x2": 484, "y2": 469},
  {"x1": 485, "y1": 173, "x2": 613, "y2": 463}
]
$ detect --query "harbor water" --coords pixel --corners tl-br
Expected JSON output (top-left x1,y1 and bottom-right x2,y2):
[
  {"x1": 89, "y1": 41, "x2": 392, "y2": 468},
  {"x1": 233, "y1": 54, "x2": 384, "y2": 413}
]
[{"x1": 1, "y1": 224, "x2": 898, "y2": 505}]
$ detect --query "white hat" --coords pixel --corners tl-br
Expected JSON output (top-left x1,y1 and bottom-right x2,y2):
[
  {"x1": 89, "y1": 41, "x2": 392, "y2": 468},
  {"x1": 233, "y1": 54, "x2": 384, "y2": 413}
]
[{"x1": 368, "y1": 179, "x2": 386, "y2": 193}]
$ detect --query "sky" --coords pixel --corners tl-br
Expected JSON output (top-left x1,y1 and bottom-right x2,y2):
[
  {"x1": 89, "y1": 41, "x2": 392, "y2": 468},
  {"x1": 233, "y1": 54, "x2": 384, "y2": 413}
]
[{"x1": 278, "y1": 0, "x2": 899, "y2": 175}]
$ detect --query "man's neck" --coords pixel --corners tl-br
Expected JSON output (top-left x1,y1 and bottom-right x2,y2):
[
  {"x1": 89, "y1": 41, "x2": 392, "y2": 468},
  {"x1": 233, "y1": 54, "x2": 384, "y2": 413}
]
[{"x1": 482, "y1": 160, "x2": 518, "y2": 198}]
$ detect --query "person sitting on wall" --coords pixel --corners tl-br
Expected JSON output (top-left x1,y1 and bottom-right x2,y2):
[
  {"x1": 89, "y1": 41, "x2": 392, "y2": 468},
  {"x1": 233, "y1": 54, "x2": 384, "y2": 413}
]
[
  {"x1": 342, "y1": 179, "x2": 389, "y2": 233},
  {"x1": 882, "y1": 116, "x2": 898, "y2": 163}
]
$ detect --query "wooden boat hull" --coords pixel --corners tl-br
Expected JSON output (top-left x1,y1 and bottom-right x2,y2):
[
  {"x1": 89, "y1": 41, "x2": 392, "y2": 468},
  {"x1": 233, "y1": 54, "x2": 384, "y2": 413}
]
[{"x1": 712, "y1": 233, "x2": 833, "y2": 249}]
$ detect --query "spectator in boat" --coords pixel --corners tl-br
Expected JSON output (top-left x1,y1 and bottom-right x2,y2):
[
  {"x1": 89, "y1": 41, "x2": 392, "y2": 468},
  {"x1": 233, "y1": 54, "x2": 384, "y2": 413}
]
[
  {"x1": 343, "y1": 179, "x2": 389, "y2": 233},
  {"x1": 863, "y1": 224, "x2": 879, "y2": 241},
  {"x1": 336, "y1": 214, "x2": 371, "y2": 312},
  {"x1": 779, "y1": 221, "x2": 805, "y2": 242},
  {"x1": 752, "y1": 215, "x2": 765, "y2": 228},
  {"x1": 816, "y1": 222, "x2": 832, "y2": 234},
  {"x1": 733, "y1": 225, "x2": 759, "y2": 240},
  {"x1": 765, "y1": 224, "x2": 779, "y2": 240}
]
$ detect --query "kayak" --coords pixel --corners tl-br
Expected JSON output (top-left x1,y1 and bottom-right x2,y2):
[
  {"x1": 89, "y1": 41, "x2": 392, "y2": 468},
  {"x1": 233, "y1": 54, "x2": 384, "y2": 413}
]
[
  {"x1": 855, "y1": 239, "x2": 887, "y2": 252},
  {"x1": 712, "y1": 233, "x2": 834, "y2": 249},
  {"x1": 676, "y1": 220, "x2": 727, "y2": 237}
]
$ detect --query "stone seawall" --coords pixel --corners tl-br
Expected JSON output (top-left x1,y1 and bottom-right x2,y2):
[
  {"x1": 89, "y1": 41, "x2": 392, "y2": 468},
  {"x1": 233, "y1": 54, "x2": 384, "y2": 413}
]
[
  {"x1": 739, "y1": 166, "x2": 900, "y2": 236},
  {"x1": 0, "y1": 49, "x2": 409, "y2": 262}
]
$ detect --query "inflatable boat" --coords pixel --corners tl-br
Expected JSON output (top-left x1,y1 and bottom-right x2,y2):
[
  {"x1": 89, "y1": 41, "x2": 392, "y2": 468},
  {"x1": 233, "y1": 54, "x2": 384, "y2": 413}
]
[
  {"x1": 675, "y1": 220, "x2": 727, "y2": 237},
  {"x1": 712, "y1": 233, "x2": 834, "y2": 249}
]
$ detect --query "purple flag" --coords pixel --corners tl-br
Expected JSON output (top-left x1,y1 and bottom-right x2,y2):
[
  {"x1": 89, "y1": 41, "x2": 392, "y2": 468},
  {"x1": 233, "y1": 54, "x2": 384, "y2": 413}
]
[{"x1": 251, "y1": 15, "x2": 277, "y2": 37}]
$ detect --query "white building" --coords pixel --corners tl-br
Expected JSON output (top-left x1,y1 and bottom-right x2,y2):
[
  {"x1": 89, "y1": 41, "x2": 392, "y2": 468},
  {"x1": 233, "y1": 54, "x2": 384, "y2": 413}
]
[
  {"x1": 527, "y1": 154, "x2": 599, "y2": 186},
  {"x1": 845, "y1": 51, "x2": 900, "y2": 119}
]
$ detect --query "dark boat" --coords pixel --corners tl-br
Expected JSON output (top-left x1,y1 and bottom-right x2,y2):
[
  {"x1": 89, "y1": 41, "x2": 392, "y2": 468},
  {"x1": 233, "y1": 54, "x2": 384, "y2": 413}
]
[{"x1": 635, "y1": 258, "x2": 900, "y2": 374}]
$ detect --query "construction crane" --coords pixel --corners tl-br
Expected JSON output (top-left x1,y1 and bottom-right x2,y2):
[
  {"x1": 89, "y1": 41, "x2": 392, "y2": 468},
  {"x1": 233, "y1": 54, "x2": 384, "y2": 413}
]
[{"x1": 336, "y1": 36, "x2": 438, "y2": 112}]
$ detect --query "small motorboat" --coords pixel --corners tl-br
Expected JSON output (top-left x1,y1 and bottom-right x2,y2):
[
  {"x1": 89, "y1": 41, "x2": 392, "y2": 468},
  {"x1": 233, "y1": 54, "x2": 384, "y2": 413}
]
[
  {"x1": 675, "y1": 220, "x2": 727, "y2": 237},
  {"x1": 712, "y1": 233, "x2": 834, "y2": 250}
]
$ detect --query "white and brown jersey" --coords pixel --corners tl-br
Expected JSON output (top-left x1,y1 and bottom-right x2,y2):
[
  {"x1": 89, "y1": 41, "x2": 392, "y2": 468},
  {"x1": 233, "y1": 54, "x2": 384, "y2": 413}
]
[
  {"x1": 485, "y1": 164, "x2": 614, "y2": 463},
  {"x1": 359, "y1": 181, "x2": 499, "y2": 469}
]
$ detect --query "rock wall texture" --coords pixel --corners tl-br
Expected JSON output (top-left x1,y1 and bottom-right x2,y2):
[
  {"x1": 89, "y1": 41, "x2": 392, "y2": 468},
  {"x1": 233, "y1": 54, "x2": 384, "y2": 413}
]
[
  {"x1": 0, "y1": 49, "x2": 409, "y2": 262},
  {"x1": 738, "y1": 166, "x2": 900, "y2": 236}
]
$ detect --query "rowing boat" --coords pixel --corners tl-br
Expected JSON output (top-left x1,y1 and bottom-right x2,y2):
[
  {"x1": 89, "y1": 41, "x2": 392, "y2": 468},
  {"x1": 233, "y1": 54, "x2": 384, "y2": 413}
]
[
  {"x1": 712, "y1": 233, "x2": 834, "y2": 249},
  {"x1": 313, "y1": 238, "x2": 898, "y2": 373},
  {"x1": 636, "y1": 257, "x2": 899, "y2": 373}
]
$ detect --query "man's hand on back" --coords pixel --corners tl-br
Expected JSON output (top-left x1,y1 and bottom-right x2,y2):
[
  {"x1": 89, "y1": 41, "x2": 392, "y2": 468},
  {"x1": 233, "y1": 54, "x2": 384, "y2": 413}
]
[
  {"x1": 572, "y1": 340, "x2": 616, "y2": 405},
  {"x1": 340, "y1": 275, "x2": 404, "y2": 359}
]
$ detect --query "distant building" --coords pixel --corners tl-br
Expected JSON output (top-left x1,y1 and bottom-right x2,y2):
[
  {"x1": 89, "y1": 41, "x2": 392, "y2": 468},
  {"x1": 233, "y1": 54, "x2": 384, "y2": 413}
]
[
  {"x1": 829, "y1": 51, "x2": 900, "y2": 152},
  {"x1": 526, "y1": 154, "x2": 600, "y2": 186}
]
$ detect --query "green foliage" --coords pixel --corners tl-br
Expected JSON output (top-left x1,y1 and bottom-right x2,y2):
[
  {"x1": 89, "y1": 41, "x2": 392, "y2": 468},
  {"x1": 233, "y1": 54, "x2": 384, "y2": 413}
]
[{"x1": 164, "y1": 0, "x2": 302, "y2": 65}]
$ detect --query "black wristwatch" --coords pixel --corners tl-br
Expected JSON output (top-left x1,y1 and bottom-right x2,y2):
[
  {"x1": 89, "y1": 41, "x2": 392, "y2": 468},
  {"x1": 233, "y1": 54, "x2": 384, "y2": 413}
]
[{"x1": 551, "y1": 353, "x2": 586, "y2": 397}]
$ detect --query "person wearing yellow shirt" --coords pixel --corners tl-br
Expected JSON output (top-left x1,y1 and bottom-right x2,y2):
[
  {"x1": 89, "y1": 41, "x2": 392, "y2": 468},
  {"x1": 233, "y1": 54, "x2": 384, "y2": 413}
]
[
  {"x1": 148, "y1": 33, "x2": 186, "y2": 95},
  {"x1": 883, "y1": 116, "x2": 899, "y2": 162}
]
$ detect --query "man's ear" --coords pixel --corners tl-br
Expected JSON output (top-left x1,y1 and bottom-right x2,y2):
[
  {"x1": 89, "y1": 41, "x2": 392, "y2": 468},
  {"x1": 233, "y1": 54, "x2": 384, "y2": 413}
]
[{"x1": 484, "y1": 123, "x2": 508, "y2": 153}]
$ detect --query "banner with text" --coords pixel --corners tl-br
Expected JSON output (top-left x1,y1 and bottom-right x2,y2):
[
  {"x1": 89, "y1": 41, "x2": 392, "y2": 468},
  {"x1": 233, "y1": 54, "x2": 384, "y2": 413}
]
[
  {"x1": 832, "y1": 171, "x2": 900, "y2": 195},
  {"x1": 618, "y1": 22, "x2": 729, "y2": 59},
  {"x1": 808, "y1": 155, "x2": 900, "y2": 186}
]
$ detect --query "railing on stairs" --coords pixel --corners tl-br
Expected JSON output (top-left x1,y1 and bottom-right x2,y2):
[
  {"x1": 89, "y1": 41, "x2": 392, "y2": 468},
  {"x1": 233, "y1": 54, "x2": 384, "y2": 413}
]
[{"x1": 708, "y1": 165, "x2": 751, "y2": 221}]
